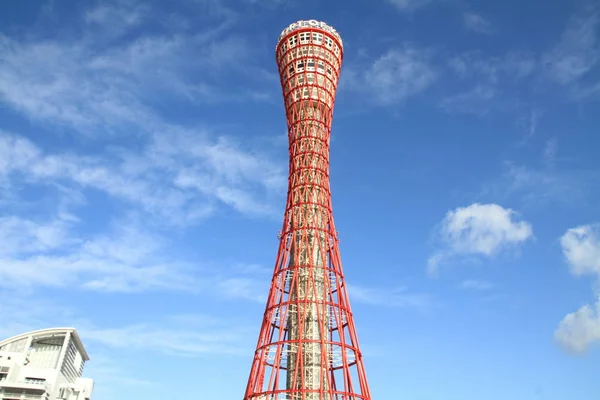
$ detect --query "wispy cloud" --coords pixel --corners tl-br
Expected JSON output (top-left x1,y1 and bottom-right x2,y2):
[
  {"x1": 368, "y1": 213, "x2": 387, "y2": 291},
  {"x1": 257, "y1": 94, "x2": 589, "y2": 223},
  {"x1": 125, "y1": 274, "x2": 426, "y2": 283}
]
[
  {"x1": 463, "y1": 12, "x2": 493, "y2": 34},
  {"x1": 460, "y1": 280, "x2": 495, "y2": 291},
  {"x1": 480, "y1": 160, "x2": 600, "y2": 209},
  {"x1": 348, "y1": 284, "x2": 434, "y2": 312},
  {"x1": 0, "y1": 129, "x2": 285, "y2": 224},
  {"x1": 385, "y1": 0, "x2": 434, "y2": 11},
  {"x1": 0, "y1": 0, "x2": 286, "y2": 225},
  {"x1": 517, "y1": 108, "x2": 541, "y2": 144},
  {"x1": 84, "y1": 1, "x2": 149, "y2": 33},
  {"x1": 543, "y1": 138, "x2": 558, "y2": 167},
  {"x1": 0, "y1": 295, "x2": 76, "y2": 340},
  {"x1": 0, "y1": 218, "x2": 194, "y2": 292},
  {"x1": 542, "y1": 8, "x2": 599, "y2": 86},
  {"x1": 0, "y1": 210, "x2": 274, "y2": 297},
  {"x1": 0, "y1": 0, "x2": 271, "y2": 136},
  {"x1": 440, "y1": 85, "x2": 496, "y2": 115},
  {"x1": 442, "y1": 50, "x2": 536, "y2": 114},
  {"x1": 428, "y1": 203, "x2": 533, "y2": 275},
  {"x1": 81, "y1": 315, "x2": 253, "y2": 356},
  {"x1": 344, "y1": 45, "x2": 437, "y2": 105}
]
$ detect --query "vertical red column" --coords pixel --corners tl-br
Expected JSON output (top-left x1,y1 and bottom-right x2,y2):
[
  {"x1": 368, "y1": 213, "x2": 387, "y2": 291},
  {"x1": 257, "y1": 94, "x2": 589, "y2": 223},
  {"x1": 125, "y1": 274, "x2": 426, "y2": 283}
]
[{"x1": 243, "y1": 20, "x2": 372, "y2": 400}]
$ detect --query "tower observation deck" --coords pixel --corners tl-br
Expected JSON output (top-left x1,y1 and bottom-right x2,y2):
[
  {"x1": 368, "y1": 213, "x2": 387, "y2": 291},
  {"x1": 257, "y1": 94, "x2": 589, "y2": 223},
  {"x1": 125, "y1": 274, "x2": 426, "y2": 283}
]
[{"x1": 242, "y1": 20, "x2": 372, "y2": 400}]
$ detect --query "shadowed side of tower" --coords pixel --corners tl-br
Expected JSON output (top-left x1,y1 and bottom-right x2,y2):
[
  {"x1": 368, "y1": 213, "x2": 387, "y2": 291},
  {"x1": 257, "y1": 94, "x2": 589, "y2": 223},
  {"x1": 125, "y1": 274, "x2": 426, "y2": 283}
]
[{"x1": 243, "y1": 20, "x2": 372, "y2": 400}]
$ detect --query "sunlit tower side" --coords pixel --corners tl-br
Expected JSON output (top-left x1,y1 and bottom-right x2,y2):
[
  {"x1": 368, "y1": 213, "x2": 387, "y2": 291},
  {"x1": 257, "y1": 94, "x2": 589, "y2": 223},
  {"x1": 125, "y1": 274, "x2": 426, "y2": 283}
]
[{"x1": 243, "y1": 20, "x2": 372, "y2": 400}]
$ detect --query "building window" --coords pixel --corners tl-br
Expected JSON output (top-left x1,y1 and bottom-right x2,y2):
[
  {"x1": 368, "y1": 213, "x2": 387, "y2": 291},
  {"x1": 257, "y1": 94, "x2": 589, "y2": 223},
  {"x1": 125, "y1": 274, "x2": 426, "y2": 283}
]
[
  {"x1": 25, "y1": 377, "x2": 46, "y2": 384},
  {"x1": 317, "y1": 61, "x2": 325, "y2": 73}
]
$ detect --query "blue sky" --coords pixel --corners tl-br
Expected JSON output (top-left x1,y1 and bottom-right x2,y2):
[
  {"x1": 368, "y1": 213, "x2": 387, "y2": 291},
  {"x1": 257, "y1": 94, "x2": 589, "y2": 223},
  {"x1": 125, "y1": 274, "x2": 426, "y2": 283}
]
[{"x1": 1, "y1": 0, "x2": 599, "y2": 399}]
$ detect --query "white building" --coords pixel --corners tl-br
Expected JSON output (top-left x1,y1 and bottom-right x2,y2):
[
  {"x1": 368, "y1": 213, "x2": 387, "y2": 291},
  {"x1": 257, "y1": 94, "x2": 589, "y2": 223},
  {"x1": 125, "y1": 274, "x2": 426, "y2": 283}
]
[{"x1": 0, "y1": 328, "x2": 93, "y2": 400}]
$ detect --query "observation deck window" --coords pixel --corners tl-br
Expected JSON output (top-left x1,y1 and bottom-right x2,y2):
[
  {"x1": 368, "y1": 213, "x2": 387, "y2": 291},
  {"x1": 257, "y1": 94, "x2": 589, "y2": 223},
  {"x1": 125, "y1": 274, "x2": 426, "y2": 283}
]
[
  {"x1": 296, "y1": 61, "x2": 304, "y2": 72},
  {"x1": 299, "y1": 32, "x2": 310, "y2": 43},
  {"x1": 312, "y1": 33, "x2": 323, "y2": 44},
  {"x1": 317, "y1": 61, "x2": 325, "y2": 73},
  {"x1": 288, "y1": 35, "x2": 297, "y2": 46},
  {"x1": 324, "y1": 37, "x2": 333, "y2": 48}
]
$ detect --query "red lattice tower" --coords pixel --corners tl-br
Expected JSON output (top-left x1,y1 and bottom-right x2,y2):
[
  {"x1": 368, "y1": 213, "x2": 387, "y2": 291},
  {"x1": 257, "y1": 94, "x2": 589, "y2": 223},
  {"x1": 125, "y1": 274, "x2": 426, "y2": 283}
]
[{"x1": 243, "y1": 20, "x2": 372, "y2": 400}]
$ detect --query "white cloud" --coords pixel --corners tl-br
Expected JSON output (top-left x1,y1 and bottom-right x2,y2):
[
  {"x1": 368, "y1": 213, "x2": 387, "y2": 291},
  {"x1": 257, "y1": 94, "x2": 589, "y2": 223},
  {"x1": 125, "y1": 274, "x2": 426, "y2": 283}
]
[
  {"x1": 555, "y1": 224, "x2": 600, "y2": 354},
  {"x1": 428, "y1": 203, "x2": 533, "y2": 275},
  {"x1": 560, "y1": 224, "x2": 600, "y2": 277},
  {"x1": 464, "y1": 12, "x2": 492, "y2": 34},
  {"x1": 555, "y1": 297, "x2": 600, "y2": 354},
  {"x1": 346, "y1": 45, "x2": 437, "y2": 105},
  {"x1": 543, "y1": 9, "x2": 599, "y2": 85}
]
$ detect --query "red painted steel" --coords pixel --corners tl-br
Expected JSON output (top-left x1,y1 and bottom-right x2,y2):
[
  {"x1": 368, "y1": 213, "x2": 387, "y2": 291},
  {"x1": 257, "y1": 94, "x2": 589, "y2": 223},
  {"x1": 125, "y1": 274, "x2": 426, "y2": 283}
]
[{"x1": 243, "y1": 21, "x2": 372, "y2": 400}]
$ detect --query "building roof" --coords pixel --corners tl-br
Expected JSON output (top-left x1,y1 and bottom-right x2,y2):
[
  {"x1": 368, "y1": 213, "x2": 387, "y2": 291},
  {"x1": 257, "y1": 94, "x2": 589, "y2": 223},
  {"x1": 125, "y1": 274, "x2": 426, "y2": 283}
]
[{"x1": 0, "y1": 328, "x2": 90, "y2": 361}]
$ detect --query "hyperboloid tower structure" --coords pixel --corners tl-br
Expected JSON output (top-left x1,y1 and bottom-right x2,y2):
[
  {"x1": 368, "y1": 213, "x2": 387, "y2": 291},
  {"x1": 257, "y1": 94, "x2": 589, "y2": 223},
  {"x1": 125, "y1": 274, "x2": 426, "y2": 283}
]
[{"x1": 243, "y1": 20, "x2": 372, "y2": 400}]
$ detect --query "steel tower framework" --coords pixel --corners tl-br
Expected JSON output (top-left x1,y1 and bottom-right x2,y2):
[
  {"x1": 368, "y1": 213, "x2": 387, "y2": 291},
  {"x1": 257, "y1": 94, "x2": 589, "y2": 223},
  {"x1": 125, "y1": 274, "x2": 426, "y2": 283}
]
[{"x1": 243, "y1": 20, "x2": 372, "y2": 400}]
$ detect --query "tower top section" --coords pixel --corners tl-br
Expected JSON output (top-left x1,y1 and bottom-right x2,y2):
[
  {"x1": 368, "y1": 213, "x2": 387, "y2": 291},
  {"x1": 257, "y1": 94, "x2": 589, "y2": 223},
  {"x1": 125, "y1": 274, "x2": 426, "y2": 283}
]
[{"x1": 277, "y1": 19, "x2": 343, "y2": 49}]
